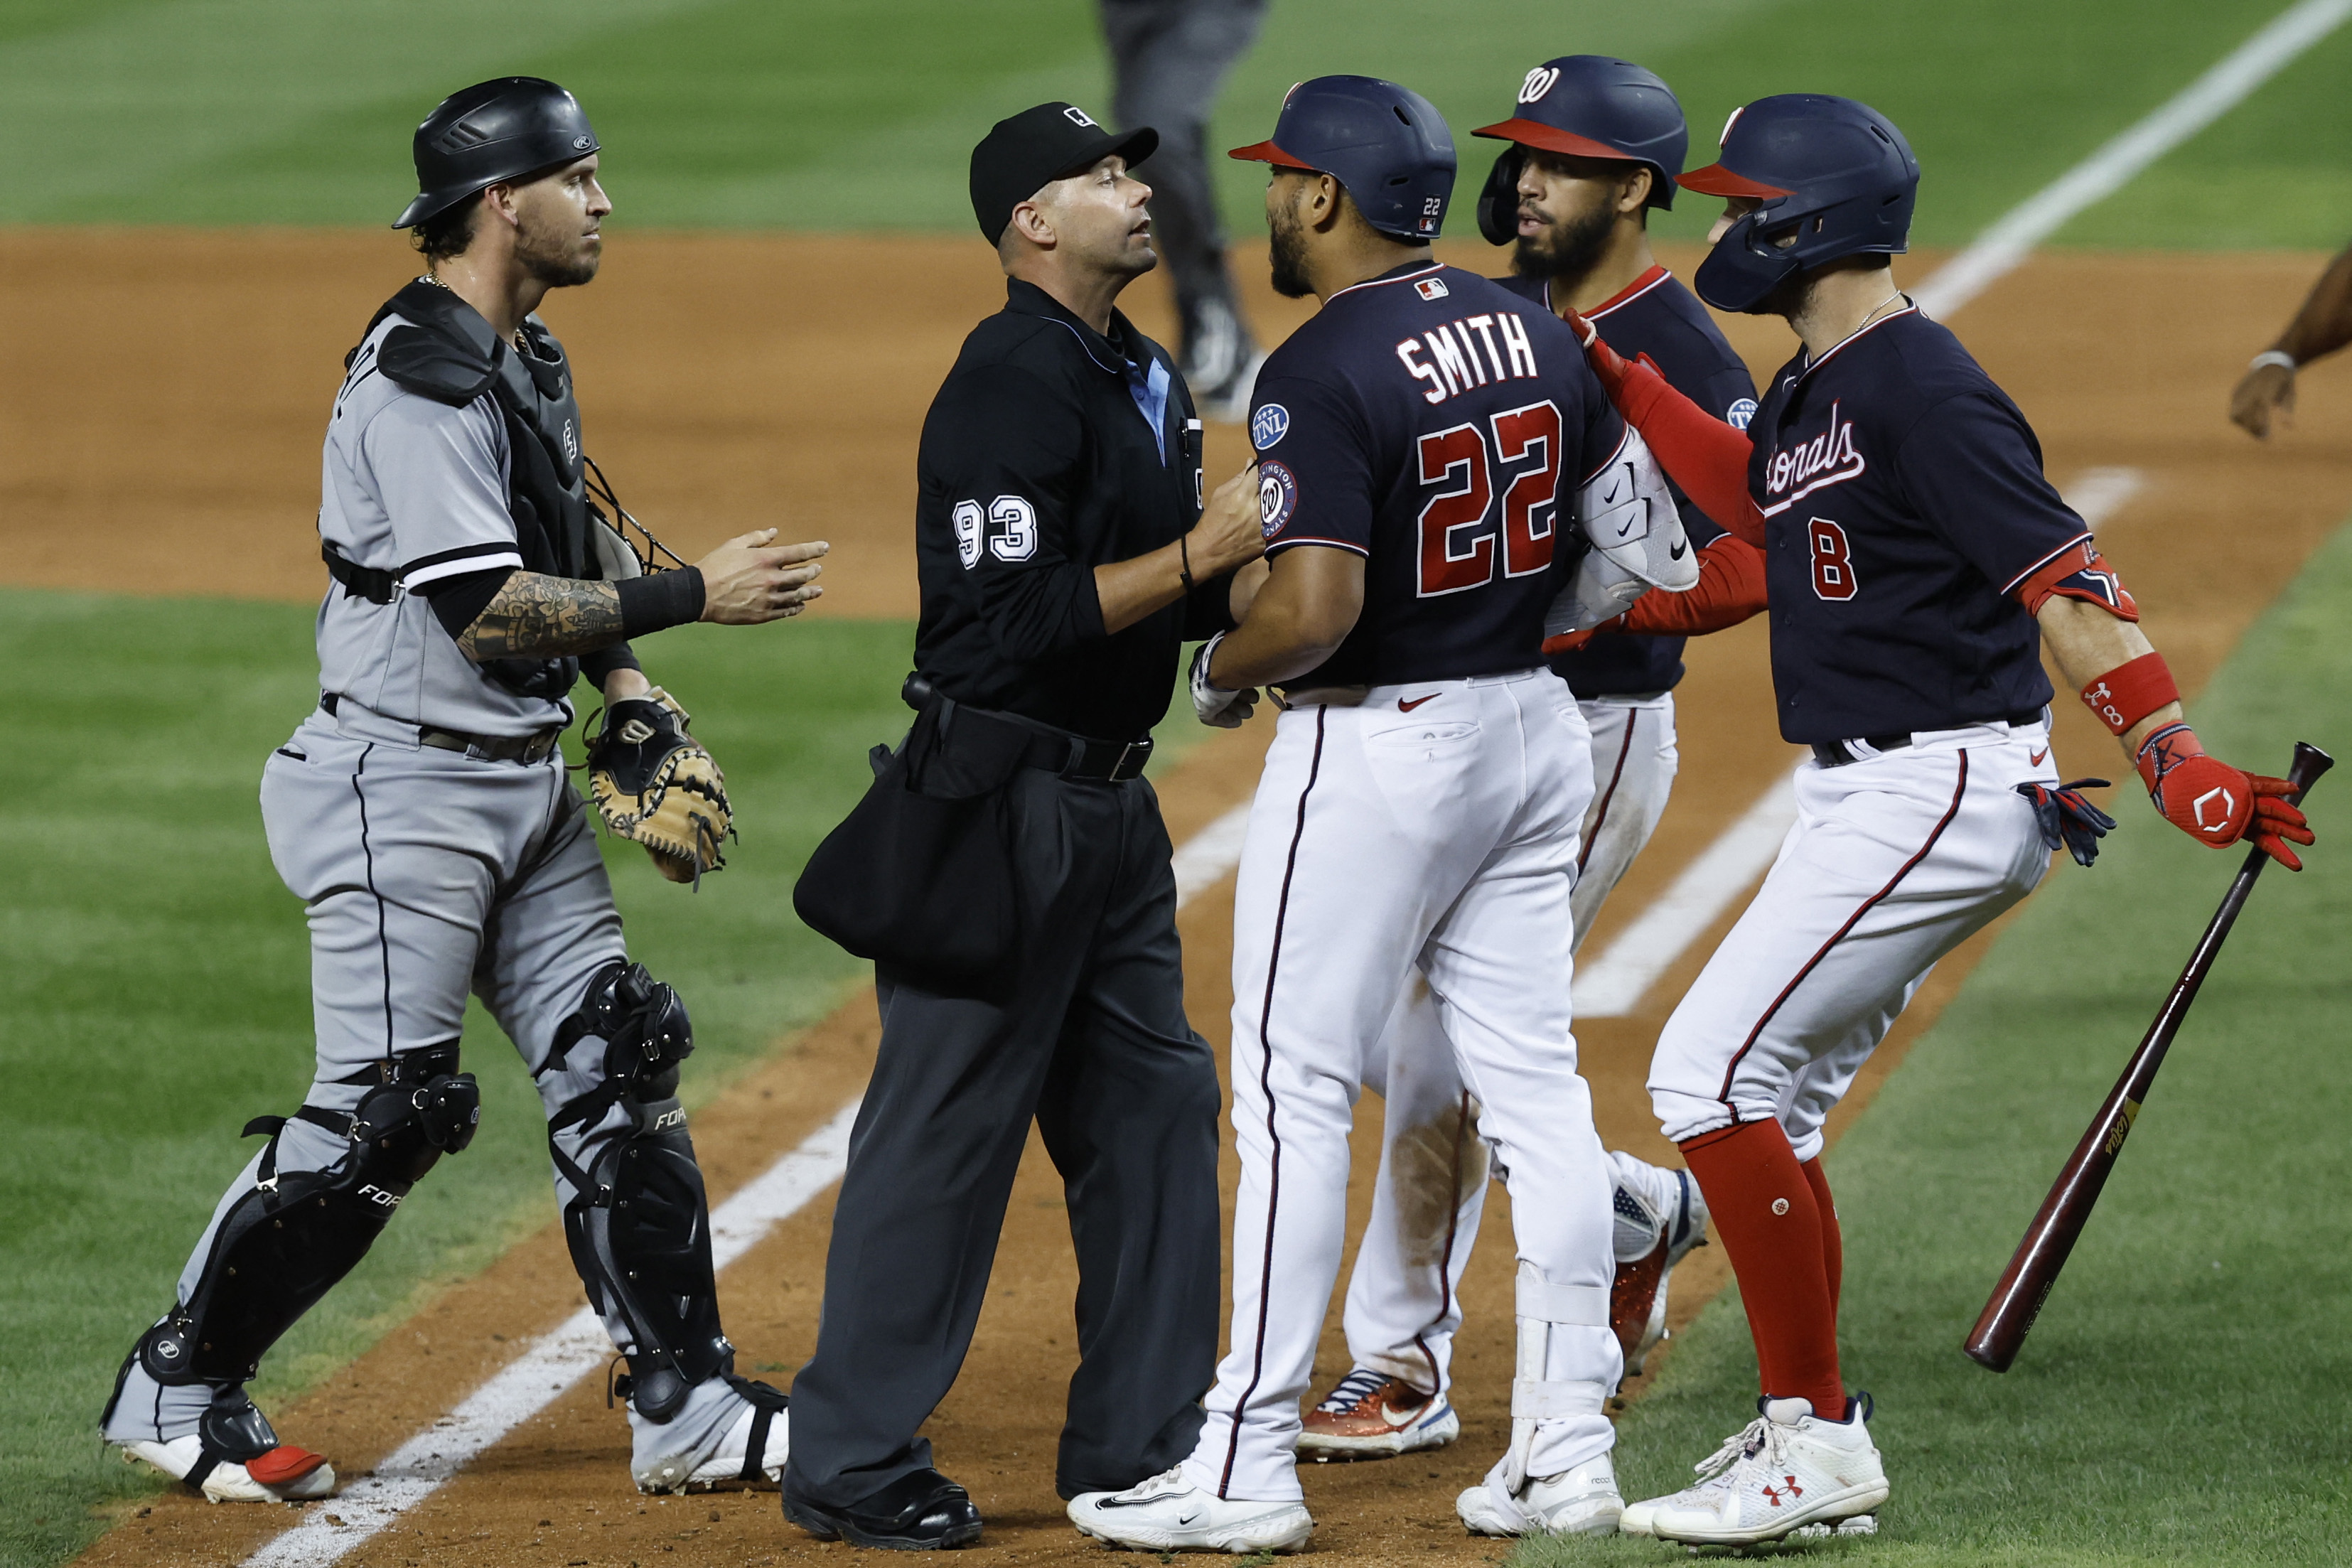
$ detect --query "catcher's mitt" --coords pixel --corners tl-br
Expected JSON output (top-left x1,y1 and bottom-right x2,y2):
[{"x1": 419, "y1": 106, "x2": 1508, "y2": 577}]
[{"x1": 586, "y1": 689, "x2": 732, "y2": 886}]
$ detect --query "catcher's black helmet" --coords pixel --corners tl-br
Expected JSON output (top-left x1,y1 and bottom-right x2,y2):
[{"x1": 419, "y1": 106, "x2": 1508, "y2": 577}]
[{"x1": 394, "y1": 77, "x2": 599, "y2": 230}]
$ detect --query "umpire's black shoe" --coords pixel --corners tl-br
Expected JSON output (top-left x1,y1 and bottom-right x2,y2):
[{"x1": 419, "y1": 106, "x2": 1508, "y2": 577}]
[{"x1": 782, "y1": 1468, "x2": 983, "y2": 1550}]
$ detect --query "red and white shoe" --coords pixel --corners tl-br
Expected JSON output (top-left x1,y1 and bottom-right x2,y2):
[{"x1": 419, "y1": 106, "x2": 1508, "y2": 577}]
[
  {"x1": 1296, "y1": 1368, "x2": 1459, "y2": 1461},
  {"x1": 1618, "y1": 1395, "x2": 1886, "y2": 1547},
  {"x1": 1607, "y1": 1156, "x2": 1710, "y2": 1380},
  {"x1": 121, "y1": 1434, "x2": 335, "y2": 1505}
]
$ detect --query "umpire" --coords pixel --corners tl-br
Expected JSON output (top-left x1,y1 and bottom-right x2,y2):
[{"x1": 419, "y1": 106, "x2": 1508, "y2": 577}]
[{"x1": 782, "y1": 103, "x2": 1267, "y2": 1549}]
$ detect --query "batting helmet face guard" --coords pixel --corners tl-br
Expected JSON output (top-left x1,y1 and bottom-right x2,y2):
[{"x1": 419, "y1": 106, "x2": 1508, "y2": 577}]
[
  {"x1": 1228, "y1": 76, "x2": 1456, "y2": 241},
  {"x1": 1680, "y1": 94, "x2": 1919, "y2": 314},
  {"x1": 395, "y1": 77, "x2": 601, "y2": 230},
  {"x1": 1470, "y1": 55, "x2": 1687, "y2": 244}
]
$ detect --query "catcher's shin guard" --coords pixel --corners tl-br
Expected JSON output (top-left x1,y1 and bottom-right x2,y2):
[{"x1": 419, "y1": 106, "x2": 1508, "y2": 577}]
[
  {"x1": 547, "y1": 962, "x2": 729, "y2": 1422},
  {"x1": 126, "y1": 1045, "x2": 480, "y2": 1388}
]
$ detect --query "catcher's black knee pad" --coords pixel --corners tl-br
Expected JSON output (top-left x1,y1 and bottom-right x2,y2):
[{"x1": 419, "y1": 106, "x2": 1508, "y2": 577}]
[
  {"x1": 554, "y1": 960, "x2": 694, "y2": 1099},
  {"x1": 134, "y1": 1045, "x2": 480, "y2": 1387}
]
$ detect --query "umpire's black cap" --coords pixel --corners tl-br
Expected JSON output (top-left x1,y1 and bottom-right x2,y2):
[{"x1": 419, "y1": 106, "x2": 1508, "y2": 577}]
[
  {"x1": 970, "y1": 103, "x2": 1158, "y2": 245},
  {"x1": 395, "y1": 77, "x2": 600, "y2": 230}
]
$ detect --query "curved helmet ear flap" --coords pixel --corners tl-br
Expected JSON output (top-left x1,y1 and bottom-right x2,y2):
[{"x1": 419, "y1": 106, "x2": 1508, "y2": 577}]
[
  {"x1": 1692, "y1": 205, "x2": 1804, "y2": 314},
  {"x1": 1476, "y1": 146, "x2": 1524, "y2": 247}
]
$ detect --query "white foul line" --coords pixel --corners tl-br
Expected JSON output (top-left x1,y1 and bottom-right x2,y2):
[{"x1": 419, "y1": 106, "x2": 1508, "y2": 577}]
[
  {"x1": 1913, "y1": 0, "x2": 2352, "y2": 320},
  {"x1": 245, "y1": 1100, "x2": 861, "y2": 1568},
  {"x1": 2066, "y1": 466, "x2": 2149, "y2": 529}
]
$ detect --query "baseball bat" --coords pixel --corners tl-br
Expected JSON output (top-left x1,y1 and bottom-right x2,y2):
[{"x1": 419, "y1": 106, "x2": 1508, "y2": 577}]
[{"x1": 1962, "y1": 740, "x2": 2332, "y2": 1373}]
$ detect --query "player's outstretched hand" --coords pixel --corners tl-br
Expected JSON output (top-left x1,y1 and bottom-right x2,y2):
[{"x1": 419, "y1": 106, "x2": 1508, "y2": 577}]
[
  {"x1": 1187, "y1": 463, "x2": 1269, "y2": 580},
  {"x1": 2137, "y1": 723, "x2": 2314, "y2": 869},
  {"x1": 2229, "y1": 361, "x2": 2295, "y2": 439},
  {"x1": 697, "y1": 530, "x2": 827, "y2": 625}
]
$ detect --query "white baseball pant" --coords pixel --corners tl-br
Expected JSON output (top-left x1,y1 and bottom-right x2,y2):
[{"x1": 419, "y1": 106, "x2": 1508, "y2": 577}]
[
  {"x1": 1650, "y1": 717, "x2": 2056, "y2": 1157},
  {"x1": 1183, "y1": 669, "x2": 1621, "y2": 1503},
  {"x1": 1339, "y1": 689, "x2": 1679, "y2": 1395}
]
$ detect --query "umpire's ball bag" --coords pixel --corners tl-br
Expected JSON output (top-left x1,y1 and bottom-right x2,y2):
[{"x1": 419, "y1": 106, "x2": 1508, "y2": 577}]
[{"x1": 794, "y1": 696, "x2": 1023, "y2": 988}]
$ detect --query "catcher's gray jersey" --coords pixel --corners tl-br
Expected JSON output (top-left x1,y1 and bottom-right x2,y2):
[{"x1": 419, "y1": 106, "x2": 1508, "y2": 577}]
[{"x1": 316, "y1": 312, "x2": 567, "y2": 739}]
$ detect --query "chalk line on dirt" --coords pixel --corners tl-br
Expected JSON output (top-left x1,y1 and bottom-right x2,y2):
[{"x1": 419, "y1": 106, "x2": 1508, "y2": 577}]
[
  {"x1": 1913, "y1": 0, "x2": 2352, "y2": 320},
  {"x1": 244, "y1": 1100, "x2": 861, "y2": 1568}
]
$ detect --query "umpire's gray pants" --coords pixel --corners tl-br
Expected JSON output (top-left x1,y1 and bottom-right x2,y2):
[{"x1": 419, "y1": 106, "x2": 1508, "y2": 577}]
[
  {"x1": 783, "y1": 769, "x2": 1221, "y2": 1508},
  {"x1": 106, "y1": 702, "x2": 726, "y2": 1455},
  {"x1": 1101, "y1": 0, "x2": 1267, "y2": 319}
]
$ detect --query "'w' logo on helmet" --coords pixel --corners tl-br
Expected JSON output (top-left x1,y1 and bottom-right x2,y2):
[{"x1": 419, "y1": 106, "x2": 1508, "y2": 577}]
[{"x1": 1518, "y1": 67, "x2": 1559, "y2": 104}]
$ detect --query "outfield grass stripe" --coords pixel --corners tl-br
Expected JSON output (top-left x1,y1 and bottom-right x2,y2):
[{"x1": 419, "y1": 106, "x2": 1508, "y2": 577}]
[
  {"x1": 1915, "y1": 0, "x2": 2352, "y2": 318},
  {"x1": 241, "y1": 1098, "x2": 861, "y2": 1568}
]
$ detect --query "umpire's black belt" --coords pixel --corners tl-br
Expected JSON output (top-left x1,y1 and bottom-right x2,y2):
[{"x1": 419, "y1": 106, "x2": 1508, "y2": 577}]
[
  {"x1": 321, "y1": 692, "x2": 562, "y2": 764},
  {"x1": 1812, "y1": 707, "x2": 2049, "y2": 769},
  {"x1": 903, "y1": 677, "x2": 1151, "y2": 783}
]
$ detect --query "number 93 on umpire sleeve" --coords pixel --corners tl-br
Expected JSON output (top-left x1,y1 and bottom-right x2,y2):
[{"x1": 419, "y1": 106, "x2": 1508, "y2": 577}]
[{"x1": 953, "y1": 495, "x2": 1041, "y2": 568}]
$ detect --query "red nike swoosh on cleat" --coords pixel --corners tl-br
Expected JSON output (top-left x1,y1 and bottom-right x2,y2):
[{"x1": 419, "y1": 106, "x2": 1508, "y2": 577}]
[
  {"x1": 2030, "y1": 746, "x2": 2050, "y2": 766},
  {"x1": 1399, "y1": 694, "x2": 1438, "y2": 711}
]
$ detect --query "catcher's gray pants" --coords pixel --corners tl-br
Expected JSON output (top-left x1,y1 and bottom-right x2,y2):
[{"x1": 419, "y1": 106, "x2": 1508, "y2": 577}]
[
  {"x1": 783, "y1": 769, "x2": 1221, "y2": 1508},
  {"x1": 105, "y1": 702, "x2": 739, "y2": 1468},
  {"x1": 1101, "y1": 0, "x2": 1267, "y2": 328}
]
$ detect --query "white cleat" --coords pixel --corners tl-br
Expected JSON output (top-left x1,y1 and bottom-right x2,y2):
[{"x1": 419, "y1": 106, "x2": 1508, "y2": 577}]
[
  {"x1": 1296, "y1": 1368, "x2": 1459, "y2": 1460},
  {"x1": 1068, "y1": 1466, "x2": 1314, "y2": 1554},
  {"x1": 635, "y1": 1380, "x2": 790, "y2": 1493},
  {"x1": 1623, "y1": 1395, "x2": 1888, "y2": 1547},
  {"x1": 1455, "y1": 1454, "x2": 1623, "y2": 1537},
  {"x1": 1607, "y1": 1155, "x2": 1711, "y2": 1380},
  {"x1": 121, "y1": 1436, "x2": 335, "y2": 1505},
  {"x1": 1793, "y1": 1512, "x2": 1879, "y2": 1537}
]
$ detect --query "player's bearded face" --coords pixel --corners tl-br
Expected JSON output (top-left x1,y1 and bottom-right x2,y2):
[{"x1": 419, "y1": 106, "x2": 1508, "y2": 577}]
[
  {"x1": 1511, "y1": 154, "x2": 1629, "y2": 286},
  {"x1": 510, "y1": 156, "x2": 609, "y2": 289},
  {"x1": 1267, "y1": 182, "x2": 1314, "y2": 299}
]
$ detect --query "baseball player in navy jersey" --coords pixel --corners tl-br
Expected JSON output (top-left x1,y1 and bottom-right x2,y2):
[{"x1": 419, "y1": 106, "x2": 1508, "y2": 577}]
[
  {"x1": 1066, "y1": 77, "x2": 1699, "y2": 1553},
  {"x1": 98, "y1": 79, "x2": 821, "y2": 1505},
  {"x1": 1556, "y1": 95, "x2": 2314, "y2": 1546},
  {"x1": 1300, "y1": 60, "x2": 1769, "y2": 1477}
]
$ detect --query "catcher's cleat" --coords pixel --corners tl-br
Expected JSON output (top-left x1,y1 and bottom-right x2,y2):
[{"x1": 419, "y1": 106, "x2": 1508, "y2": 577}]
[
  {"x1": 1607, "y1": 1156, "x2": 1710, "y2": 1381},
  {"x1": 120, "y1": 1436, "x2": 335, "y2": 1505},
  {"x1": 1296, "y1": 1368, "x2": 1459, "y2": 1461},
  {"x1": 1618, "y1": 1395, "x2": 1886, "y2": 1547},
  {"x1": 635, "y1": 1377, "x2": 789, "y2": 1493}
]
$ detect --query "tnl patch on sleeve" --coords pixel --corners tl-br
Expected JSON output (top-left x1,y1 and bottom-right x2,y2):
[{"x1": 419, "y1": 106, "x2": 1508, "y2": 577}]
[{"x1": 1251, "y1": 402, "x2": 1290, "y2": 451}]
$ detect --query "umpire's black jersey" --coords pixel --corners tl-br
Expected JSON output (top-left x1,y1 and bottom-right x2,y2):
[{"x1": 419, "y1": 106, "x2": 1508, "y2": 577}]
[{"x1": 915, "y1": 279, "x2": 1230, "y2": 741}]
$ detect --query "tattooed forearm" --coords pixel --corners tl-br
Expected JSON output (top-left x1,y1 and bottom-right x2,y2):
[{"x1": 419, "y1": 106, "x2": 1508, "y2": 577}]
[{"x1": 456, "y1": 572, "x2": 625, "y2": 660}]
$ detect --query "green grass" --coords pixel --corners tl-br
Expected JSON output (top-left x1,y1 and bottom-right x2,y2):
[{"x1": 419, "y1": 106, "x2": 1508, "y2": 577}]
[
  {"x1": 1509, "y1": 522, "x2": 2352, "y2": 1564},
  {"x1": 5, "y1": 0, "x2": 2349, "y2": 249}
]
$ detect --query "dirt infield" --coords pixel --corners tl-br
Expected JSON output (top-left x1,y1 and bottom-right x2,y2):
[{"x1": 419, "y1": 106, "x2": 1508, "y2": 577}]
[{"x1": 29, "y1": 231, "x2": 2352, "y2": 1567}]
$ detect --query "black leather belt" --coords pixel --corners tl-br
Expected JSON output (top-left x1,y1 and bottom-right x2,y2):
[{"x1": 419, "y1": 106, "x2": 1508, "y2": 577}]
[
  {"x1": 321, "y1": 693, "x2": 562, "y2": 764},
  {"x1": 1812, "y1": 707, "x2": 2048, "y2": 768},
  {"x1": 898, "y1": 675, "x2": 1151, "y2": 783}
]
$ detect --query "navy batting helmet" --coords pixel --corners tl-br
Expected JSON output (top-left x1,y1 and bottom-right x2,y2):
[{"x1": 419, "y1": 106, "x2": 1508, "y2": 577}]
[
  {"x1": 1470, "y1": 56, "x2": 1687, "y2": 245},
  {"x1": 394, "y1": 77, "x2": 600, "y2": 230},
  {"x1": 1680, "y1": 94, "x2": 1918, "y2": 313},
  {"x1": 1228, "y1": 76, "x2": 1456, "y2": 241}
]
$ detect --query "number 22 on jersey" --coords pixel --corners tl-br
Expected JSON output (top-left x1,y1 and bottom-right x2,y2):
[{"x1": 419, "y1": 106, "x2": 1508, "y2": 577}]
[{"x1": 1415, "y1": 399, "x2": 1562, "y2": 597}]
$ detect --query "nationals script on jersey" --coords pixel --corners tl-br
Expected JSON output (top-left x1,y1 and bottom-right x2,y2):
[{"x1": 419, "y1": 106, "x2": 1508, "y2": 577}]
[
  {"x1": 1247, "y1": 261, "x2": 1628, "y2": 689},
  {"x1": 1745, "y1": 303, "x2": 2093, "y2": 743}
]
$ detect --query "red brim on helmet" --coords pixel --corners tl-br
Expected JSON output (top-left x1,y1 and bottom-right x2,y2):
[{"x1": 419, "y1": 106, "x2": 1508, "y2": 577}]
[
  {"x1": 1468, "y1": 117, "x2": 1647, "y2": 166},
  {"x1": 1677, "y1": 161, "x2": 1793, "y2": 198},
  {"x1": 1228, "y1": 139, "x2": 1319, "y2": 171}
]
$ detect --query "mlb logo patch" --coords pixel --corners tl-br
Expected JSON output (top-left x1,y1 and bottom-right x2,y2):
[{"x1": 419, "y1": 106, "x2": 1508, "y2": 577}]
[
  {"x1": 1250, "y1": 403, "x2": 1290, "y2": 451},
  {"x1": 1414, "y1": 276, "x2": 1449, "y2": 300}
]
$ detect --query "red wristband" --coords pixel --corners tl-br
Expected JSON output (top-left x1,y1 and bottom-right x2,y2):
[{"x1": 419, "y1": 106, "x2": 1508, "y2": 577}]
[{"x1": 2080, "y1": 650, "x2": 2178, "y2": 736}]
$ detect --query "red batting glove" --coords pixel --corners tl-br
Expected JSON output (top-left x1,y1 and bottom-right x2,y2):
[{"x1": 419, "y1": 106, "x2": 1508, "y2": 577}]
[
  {"x1": 2134, "y1": 722, "x2": 2313, "y2": 869},
  {"x1": 1558, "y1": 306, "x2": 1663, "y2": 407}
]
